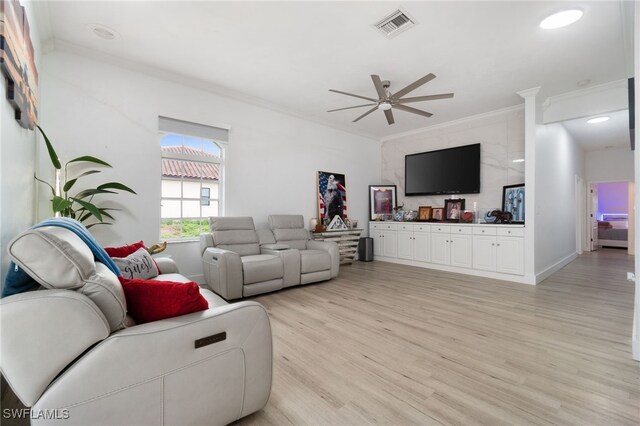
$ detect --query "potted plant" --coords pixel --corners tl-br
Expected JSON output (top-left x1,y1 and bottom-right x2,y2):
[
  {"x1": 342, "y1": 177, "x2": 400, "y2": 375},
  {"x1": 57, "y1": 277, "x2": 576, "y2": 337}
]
[{"x1": 34, "y1": 125, "x2": 136, "y2": 228}]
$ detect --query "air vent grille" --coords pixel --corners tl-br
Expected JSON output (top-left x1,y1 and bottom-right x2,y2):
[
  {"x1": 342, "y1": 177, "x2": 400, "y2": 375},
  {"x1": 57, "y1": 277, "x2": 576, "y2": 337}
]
[{"x1": 374, "y1": 9, "x2": 416, "y2": 38}]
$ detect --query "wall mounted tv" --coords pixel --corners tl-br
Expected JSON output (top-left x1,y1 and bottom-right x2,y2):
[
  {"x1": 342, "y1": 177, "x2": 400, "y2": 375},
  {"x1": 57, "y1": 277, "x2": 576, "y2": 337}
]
[{"x1": 405, "y1": 143, "x2": 481, "y2": 196}]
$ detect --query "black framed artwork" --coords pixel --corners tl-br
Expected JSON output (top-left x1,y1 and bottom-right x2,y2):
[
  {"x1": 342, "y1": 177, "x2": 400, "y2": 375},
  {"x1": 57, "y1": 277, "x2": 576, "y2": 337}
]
[
  {"x1": 369, "y1": 185, "x2": 397, "y2": 221},
  {"x1": 444, "y1": 199, "x2": 465, "y2": 221}
]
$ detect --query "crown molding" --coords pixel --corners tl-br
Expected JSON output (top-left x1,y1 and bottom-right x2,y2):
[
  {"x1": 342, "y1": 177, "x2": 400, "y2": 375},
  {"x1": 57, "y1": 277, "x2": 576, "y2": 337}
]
[
  {"x1": 46, "y1": 39, "x2": 381, "y2": 143},
  {"x1": 381, "y1": 104, "x2": 524, "y2": 143},
  {"x1": 542, "y1": 79, "x2": 628, "y2": 110}
]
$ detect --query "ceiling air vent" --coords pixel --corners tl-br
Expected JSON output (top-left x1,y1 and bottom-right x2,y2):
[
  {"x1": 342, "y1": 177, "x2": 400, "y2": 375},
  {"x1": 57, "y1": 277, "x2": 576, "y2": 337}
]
[{"x1": 374, "y1": 8, "x2": 417, "y2": 38}]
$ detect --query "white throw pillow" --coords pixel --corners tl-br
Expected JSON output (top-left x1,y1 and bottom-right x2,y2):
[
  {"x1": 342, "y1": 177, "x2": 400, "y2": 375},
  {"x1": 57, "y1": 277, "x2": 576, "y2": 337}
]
[{"x1": 112, "y1": 248, "x2": 159, "y2": 280}]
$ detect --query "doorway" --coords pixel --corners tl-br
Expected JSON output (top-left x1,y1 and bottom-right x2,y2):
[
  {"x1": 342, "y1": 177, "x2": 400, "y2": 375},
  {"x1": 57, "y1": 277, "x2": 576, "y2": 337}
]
[{"x1": 587, "y1": 180, "x2": 633, "y2": 253}]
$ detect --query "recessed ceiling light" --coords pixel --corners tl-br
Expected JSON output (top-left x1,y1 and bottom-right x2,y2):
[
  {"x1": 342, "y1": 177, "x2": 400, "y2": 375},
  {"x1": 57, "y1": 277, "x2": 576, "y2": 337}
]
[
  {"x1": 587, "y1": 116, "x2": 610, "y2": 124},
  {"x1": 540, "y1": 9, "x2": 583, "y2": 29},
  {"x1": 512, "y1": 159, "x2": 525, "y2": 163},
  {"x1": 87, "y1": 23, "x2": 119, "y2": 40}
]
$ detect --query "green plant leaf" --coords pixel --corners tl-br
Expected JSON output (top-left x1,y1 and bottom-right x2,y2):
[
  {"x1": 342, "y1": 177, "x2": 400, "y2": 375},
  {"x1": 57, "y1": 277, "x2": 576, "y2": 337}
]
[
  {"x1": 63, "y1": 178, "x2": 77, "y2": 192},
  {"x1": 67, "y1": 156, "x2": 112, "y2": 167},
  {"x1": 52, "y1": 196, "x2": 72, "y2": 212},
  {"x1": 34, "y1": 174, "x2": 55, "y2": 196},
  {"x1": 97, "y1": 208, "x2": 116, "y2": 220},
  {"x1": 36, "y1": 125, "x2": 61, "y2": 170},
  {"x1": 73, "y1": 188, "x2": 116, "y2": 199},
  {"x1": 70, "y1": 198, "x2": 103, "y2": 222},
  {"x1": 79, "y1": 211, "x2": 92, "y2": 223},
  {"x1": 86, "y1": 222, "x2": 112, "y2": 229},
  {"x1": 97, "y1": 182, "x2": 137, "y2": 194}
]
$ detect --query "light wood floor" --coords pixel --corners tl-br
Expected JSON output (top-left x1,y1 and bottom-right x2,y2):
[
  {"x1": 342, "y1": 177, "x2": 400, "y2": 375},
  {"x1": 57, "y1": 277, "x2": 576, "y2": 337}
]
[{"x1": 237, "y1": 249, "x2": 639, "y2": 425}]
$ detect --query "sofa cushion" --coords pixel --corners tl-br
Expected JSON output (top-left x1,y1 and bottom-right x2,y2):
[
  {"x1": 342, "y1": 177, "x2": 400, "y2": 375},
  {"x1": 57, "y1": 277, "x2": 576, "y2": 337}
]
[
  {"x1": 300, "y1": 249, "x2": 331, "y2": 274},
  {"x1": 8, "y1": 227, "x2": 127, "y2": 332},
  {"x1": 210, "y1": 217, "x2": 260, "y2": 256},
  {"x1": 241, "y1": 254, "x2": 283, "y2": 285},
  {"x1": 119, "y1": 277, "x2": 209, "y2": 324},
  {"x1": 269, "y1": 215, "x2": 310, "y2": 250},
  {"x1": 112, "y1": 248, "x2": 159, "y2": 280}
]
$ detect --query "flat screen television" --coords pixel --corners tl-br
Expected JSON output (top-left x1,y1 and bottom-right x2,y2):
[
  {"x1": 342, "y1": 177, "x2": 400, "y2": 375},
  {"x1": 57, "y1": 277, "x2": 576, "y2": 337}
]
[{"x1": 405, "y1": 143, "x2": 481, "y2": 196}]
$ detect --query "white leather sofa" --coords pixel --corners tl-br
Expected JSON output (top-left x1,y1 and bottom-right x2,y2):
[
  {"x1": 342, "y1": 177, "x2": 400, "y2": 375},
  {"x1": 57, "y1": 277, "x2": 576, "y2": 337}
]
[
  {"x1": 201, "y1": 216, "x2": 339, "y2": 300},
  {"x1": 1, "y1": 226, "x2": 272, "y2": 425}
]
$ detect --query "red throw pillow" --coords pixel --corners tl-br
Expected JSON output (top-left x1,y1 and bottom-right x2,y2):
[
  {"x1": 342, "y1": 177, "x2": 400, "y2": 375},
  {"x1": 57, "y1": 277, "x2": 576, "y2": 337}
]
[
  {"x1": 119, "y1": 277, "x2": 208, "y2": 324},
  {"x1": 105, "y1": 241, "x2": 146, "y2": 258}
]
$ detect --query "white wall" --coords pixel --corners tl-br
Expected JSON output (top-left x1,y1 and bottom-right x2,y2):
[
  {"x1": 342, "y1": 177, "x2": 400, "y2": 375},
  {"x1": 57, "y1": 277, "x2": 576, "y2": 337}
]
[
  {"x1": 0, "y1": 0, "x2": 41, "y2": 288},
  {"x1": 381, "y1": 107, "x2": 525, "y2": 213},
  {"x1": 534, "y1": 123, "x2": 585, "y2": 276},
  {"x1": 585, "y1": 147, "x2": 634, "y2": 183},
  {"x1": 39, "y1": 48, "x2": 381, "y2": 281}
]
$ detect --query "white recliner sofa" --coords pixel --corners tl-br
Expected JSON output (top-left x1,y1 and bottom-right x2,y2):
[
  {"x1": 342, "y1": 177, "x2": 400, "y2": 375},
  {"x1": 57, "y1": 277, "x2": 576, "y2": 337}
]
[{"x1": 0, "y1": 225, "x2": 272, "y2": 425}]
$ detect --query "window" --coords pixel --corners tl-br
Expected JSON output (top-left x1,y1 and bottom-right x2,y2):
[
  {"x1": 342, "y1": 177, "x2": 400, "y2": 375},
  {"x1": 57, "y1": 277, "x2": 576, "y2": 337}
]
[{"x1": 159, "y1": 117, "x2": 227, "y2": 240}]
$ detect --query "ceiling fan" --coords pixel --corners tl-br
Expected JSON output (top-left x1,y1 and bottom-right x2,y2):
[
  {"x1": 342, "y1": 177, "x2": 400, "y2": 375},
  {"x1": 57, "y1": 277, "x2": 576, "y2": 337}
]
[{"x1": 327, "y1": 73, "x2": 454, "y2": 125}]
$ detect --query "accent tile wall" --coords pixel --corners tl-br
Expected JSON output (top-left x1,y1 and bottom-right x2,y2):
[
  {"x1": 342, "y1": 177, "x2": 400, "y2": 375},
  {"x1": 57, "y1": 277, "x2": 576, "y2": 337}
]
[{"x1": 381, "y1": 106, "x2": 525, "y2": 214}]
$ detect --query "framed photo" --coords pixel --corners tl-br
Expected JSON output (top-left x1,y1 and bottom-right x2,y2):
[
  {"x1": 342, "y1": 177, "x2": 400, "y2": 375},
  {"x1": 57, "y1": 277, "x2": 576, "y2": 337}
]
[
  {"x1": 369, "y1": 185, "x2": 397, "y2": 221},
  {"x1": 444, "y1": 199, "x2": 465, "y2": 221},
  {"x1": 418, "y1": 206, "x2": 432, "y2": 221},
  {"x1": 318, "y1": 171, "x2": 347, "y2": 222},
  {"x1": 432, "y1": 208, "x2": 444, "y2": 221},
  {"x1": 502, "y1": 183, "x2": 525, "y2": 223}
]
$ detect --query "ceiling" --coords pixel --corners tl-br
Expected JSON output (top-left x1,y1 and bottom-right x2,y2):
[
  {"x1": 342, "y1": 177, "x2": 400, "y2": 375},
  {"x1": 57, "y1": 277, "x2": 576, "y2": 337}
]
[
  {"x1": 34, "y1": 1, "x2": 634, "y2": 140},
  {"x1": 562, "y1": 109, "x2": 631, "y2": 151}
]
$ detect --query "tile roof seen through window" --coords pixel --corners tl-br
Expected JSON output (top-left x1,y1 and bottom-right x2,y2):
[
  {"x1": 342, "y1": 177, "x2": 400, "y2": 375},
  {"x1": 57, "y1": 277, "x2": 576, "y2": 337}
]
[{"x1": 162, "y1": 146, "x2": 219, "y2": 180}]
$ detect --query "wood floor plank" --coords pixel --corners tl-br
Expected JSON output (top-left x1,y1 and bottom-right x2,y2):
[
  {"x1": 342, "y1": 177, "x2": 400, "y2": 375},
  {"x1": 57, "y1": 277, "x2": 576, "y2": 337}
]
[{"x1": 236, "y1": 249, "x2": 639, "y2": 425}]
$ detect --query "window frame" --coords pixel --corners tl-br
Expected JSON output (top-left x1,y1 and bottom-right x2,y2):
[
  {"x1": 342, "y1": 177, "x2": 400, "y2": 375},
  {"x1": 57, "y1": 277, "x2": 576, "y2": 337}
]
[{"x1": 159, "y1": 132, "x2": 225, "y2": 241}]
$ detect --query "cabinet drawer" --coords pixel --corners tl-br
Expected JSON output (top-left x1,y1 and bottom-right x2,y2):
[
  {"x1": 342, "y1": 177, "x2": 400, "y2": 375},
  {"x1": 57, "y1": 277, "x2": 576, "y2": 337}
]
[
  {"x1": 371, "y1": 222, "x2": 397, "y2": 230},
  {"x1": 473, "y1": 226, "x2": 497, "y2": 236},
  {"x1": 398, "y1": 223, "x2": 413, "y2": 231},
  {"x1": 432, "y1": 225, "x2": 450, "y2": 234},
  {"x1": 413, "y1": 224, "x2": 430, "y2": 233},
  {"x1": 451, "y1": 226, "x2": 472, "y2": 235},
  {"x1": 497, "y1": 227, "x2": 524, "y2": 237}
]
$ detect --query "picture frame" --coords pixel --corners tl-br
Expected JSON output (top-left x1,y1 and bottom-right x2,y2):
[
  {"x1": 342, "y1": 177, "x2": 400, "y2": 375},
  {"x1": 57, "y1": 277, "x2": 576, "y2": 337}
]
[
  {"x1": 418, "y1": 206, "x2": 432, "y2": 221},
  {"x1": 444, "y1": 199, "x2": 465, "y2": 221},
  {"x1": 318, "y1": 171, "x2": 347, "y2": 222},
  {"x1": 369, "y1": 185, "x2": 397, "y2": 221},
  {"x1": 502, "y1": 183, "x2": 525, "y2": 223},
  {"x1": 432, "y1": 208, "x2": 444, "y2": 221}
]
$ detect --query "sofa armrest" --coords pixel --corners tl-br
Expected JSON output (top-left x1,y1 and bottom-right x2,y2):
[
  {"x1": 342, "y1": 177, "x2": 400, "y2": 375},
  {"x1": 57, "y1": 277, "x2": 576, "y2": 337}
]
[
  {"x1": 32, "y1": 302, "x2": 273, "y2": 426},
  {"x1": 202, "y1": 247, "x2": 243, "y2": 300},
  {"x1": 0, "y1": 290, "x2": 110, "y2": 407},
  {"x1": 307, "y1": 240, "x2": 340, "y2": 278},
  {"x1": 153, "y1": 257, "x2": 179, "y2": 274}
]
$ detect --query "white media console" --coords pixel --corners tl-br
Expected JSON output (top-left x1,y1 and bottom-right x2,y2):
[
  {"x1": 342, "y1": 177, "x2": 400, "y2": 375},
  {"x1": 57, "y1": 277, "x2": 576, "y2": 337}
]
[{"x1": 369, "y1": 221, "x2": 527, "y2": 283}]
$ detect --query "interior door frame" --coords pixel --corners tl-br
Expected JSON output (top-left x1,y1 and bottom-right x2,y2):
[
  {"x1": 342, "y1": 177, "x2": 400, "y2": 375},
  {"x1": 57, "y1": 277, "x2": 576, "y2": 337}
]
[{"x1": 587, "y1": 179, "x2": 632, "y2": 253}]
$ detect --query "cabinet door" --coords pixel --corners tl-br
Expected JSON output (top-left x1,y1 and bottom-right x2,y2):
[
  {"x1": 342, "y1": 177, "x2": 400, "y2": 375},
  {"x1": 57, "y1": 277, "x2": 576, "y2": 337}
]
[
  {"x1": 450, "y1": 234, "x2": 472, "y2": 268},
  {"x1": 413, "y1": 231, "x2": 430, "y2": 262},
  {"x1": 382, "y1": 230, "x2": 398, "y2": 258},
  {"x1": 496, "y1": 237, "x2": 524, "y2": 275},
  {"x1": 397, "y1": 230, "x2": 413, "y2": 260},
  {"x1": 473, "y1": 235, "x2": 496, "y2": 271},
  {"x1": 372, "y1": 231, "x2": 383, "y2": 257},
  {"x1": 430, "y1": 233, "x2": 450, "y2": 265}
]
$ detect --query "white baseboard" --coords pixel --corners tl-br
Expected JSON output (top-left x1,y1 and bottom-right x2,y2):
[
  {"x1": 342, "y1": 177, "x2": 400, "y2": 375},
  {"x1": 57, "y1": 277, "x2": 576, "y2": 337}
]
[
  {"x1": 535, "y1": 252, "x2": 578, "y2": 284},
  {"x1": 374, "y1": 257, "x2": 535, "y2": 285}
]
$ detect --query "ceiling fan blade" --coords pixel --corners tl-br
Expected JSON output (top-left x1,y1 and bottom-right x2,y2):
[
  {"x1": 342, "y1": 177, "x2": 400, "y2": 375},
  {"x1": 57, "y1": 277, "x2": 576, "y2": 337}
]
[
  {"x1": 327, "y1": 103, "x2": 377, "y2": 112},
  {"x1": 384, "y1": 109, "x2": 395, "y2": 125},
  {"x1": 329, "y1": 89, "x2": 377, "y2": 102},
  {"x1": 397, "y1": 93, "x2": 454, "y2": 103},
  {"x1": 392, "y1": 73, "x2": 437, "y2": 100},
  {"x1": 352, "y1": 106, "x2": 378, "y2": 122},
  {"x1": 371, "y1": 75, "x2": 387, "y2": 100},
  {"x1": 393, "y1": 104, "x2": 433, "y2": 118}
]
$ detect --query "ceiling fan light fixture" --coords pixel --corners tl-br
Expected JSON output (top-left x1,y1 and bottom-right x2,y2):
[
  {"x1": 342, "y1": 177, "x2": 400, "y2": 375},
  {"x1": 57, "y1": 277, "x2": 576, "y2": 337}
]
[
  {"x1": 539, "y1": 9, "x2": 583, "y2": 30},
  {"x1": 378, "y1": 102, "x2": 392, "y2": 111}
]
